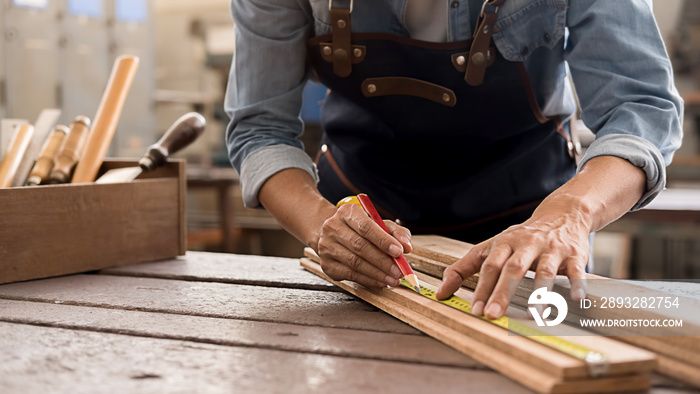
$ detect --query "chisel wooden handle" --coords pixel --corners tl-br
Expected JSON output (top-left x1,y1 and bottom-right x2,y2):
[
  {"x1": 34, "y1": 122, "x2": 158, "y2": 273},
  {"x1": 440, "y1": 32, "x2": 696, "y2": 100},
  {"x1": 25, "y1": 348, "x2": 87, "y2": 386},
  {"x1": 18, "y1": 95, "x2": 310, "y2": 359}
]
[
  {"x1": 139, "y1": 112, "x2": 206, "y2": 171},
  {"x1": 0, "y1": 124, "x2": 34, "y2": 188},
  {"x1": 49, "y1": 116, "x2": 91, "y2": 184},
  {"x1": 27, "y1": 125, "x2": 69, "y2": 186},
  {"x1": 71, "y1": 55, "x2": 139, "y2": 183}
]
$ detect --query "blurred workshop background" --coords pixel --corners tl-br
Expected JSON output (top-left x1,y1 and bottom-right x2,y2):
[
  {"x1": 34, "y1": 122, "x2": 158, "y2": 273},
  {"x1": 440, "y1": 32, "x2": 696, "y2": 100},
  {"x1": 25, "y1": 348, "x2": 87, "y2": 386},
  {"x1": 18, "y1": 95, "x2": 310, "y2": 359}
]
[{"x1": 1, "y1": 0, "x2": 698, "y2": 279}]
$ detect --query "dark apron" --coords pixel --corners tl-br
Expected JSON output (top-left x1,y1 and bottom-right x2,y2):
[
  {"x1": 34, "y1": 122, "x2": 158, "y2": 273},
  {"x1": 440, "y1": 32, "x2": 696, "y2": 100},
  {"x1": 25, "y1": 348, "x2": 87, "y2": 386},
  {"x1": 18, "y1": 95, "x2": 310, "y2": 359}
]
[{"x1": 308, "y1": 0, "x2": 576, "y2": 243}]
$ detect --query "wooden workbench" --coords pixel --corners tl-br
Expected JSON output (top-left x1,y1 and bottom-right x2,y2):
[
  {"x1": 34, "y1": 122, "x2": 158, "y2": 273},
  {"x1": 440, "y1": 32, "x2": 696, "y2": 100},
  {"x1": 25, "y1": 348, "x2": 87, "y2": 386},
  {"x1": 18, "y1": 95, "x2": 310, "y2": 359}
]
[{"x1": 0, "y1": 252, "x2": 694, "y2": 393}]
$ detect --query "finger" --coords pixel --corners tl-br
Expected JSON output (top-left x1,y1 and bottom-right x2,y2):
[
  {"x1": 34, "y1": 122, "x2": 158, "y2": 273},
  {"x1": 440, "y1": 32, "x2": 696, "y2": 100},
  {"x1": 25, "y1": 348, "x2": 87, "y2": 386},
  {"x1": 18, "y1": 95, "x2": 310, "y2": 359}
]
[
  {"x1": 322, "y1": 206, "x2": 399, "y2": 277},
  {"x1": 484, "y1": 248, "x2": 537, "y2": 319},
  {"x1": 340, "y1": 204, "x2": 404, "y2": 258},
  {"x1": 533, "y1": 254, "x2": 559, "y2": 317},
  {"x1": 385, "y1": 220, "x2": 412, "y2": 254},
  {"x1": 320, "y1": 242, "x2": 402, "y2": 286},
  {"x1": 471, "y1": 244, "x2": 512, "y2": 316},
  {"x1": 565, "y1": 257, "x2": 588, "y2": 301},
  {"x1": 436, "y1": 243, "x2": 488, "y2": 300},
  {"x1": 321, "y1": 257, "x2": 392, "y2": 288}
]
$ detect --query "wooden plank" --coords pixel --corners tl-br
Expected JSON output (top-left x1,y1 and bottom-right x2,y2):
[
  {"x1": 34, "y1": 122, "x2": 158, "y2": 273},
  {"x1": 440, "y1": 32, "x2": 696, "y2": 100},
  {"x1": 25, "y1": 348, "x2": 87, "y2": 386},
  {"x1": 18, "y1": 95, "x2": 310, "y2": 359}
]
[
  {"x1": 0, "y1": 299, "x2": 477, "y2": 368},
  {"x1": 409, "y1": 235, "x2": 700, "y2": 388},
  {"x1": 0, "y1": 160, "x2": 185, "y2": 285},
  {"x1": 100, "y1": 252, "x2": 336, "y2": 291},
  {"x1": 300, "y1": 258, "x2": 651, "y2": 393},
  {"x1": 410, "y1": 234, "x2": 474, "y2": 263},
  {"x1": 657, "y1": 354, "x2": 700, "y2": 389},
  {"x1": 409, "y1": 236, "x2": 700, "y2": 341},
  {"x1": 305, "y1": 248, "x2": 657, "y2": 379},
  {"x1": 0, "y1": 275, "x2": 418, "y2": 334},
  {"x1": 0, "y1": 322, "x2": 530, "y2": 393}
]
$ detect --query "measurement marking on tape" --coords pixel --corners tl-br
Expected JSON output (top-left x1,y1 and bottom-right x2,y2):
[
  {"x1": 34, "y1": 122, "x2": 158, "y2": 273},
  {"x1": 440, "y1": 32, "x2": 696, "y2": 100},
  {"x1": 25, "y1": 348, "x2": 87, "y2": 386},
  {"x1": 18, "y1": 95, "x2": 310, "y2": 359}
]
[{"x1": 400, "y1": 278, "x2": 610, "y2": 377}]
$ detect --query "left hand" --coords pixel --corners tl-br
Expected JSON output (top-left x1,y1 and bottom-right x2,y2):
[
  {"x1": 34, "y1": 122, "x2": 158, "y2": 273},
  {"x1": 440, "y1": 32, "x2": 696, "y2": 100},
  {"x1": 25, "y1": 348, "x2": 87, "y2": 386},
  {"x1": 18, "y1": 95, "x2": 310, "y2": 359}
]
[{"x1": 436, "y1": 195, "x2": 590, "y2": 319}]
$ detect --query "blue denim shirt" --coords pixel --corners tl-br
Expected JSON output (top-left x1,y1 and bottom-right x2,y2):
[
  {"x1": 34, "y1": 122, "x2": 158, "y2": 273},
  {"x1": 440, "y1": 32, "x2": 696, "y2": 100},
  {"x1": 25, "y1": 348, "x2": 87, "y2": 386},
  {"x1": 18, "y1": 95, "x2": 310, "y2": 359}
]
[{"x1": 225, "y1": 0, "x2": 683, "y2": 209}]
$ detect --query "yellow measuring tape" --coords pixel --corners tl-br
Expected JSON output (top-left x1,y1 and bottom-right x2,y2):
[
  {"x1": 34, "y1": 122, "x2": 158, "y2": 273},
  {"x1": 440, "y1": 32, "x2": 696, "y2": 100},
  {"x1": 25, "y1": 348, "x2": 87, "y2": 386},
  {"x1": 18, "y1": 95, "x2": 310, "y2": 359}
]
[
  {"x1": 400, "y1": 278, "x2": 610, "y2": 377},
  {"x1": 337, "y1": 194, "x2": 608, "y2": 377}
]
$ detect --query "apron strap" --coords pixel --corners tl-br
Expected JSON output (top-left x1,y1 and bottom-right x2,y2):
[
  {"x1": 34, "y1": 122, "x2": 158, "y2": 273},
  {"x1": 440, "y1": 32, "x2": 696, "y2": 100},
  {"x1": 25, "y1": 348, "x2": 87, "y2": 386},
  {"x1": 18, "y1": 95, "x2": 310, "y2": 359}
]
[
  {"x1": 465, "y1": 0, "x2": 506, "y2": 86},
  {"x1": 329, "y1": 0, "x2": 353, "y2": 77}
]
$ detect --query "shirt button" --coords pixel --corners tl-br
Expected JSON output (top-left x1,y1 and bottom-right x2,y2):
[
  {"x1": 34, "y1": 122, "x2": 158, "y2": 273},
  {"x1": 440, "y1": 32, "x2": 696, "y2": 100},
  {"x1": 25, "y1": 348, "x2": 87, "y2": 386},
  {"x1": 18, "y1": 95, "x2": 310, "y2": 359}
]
[
  {"x1": 451, "y1": 1, "x2": 459, "y2": 8},
  {"x1": 543, "y1": 33, "x2": 551, "y2": 43},
  {"x1": 520, "y1": 46, "x2": 529, "y2": 56}
]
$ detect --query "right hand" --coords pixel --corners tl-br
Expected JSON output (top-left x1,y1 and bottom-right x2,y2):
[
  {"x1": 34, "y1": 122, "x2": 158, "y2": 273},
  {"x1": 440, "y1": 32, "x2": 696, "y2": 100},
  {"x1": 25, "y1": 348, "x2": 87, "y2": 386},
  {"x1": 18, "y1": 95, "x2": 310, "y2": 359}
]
[{"x1": 317, "y1": 203, "x2": 413, "y2": 288}]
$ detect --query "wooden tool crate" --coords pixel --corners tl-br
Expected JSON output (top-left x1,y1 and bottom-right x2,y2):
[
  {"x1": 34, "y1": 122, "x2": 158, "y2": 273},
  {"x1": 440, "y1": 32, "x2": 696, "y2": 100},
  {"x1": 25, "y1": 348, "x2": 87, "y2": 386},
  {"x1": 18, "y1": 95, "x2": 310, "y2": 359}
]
[{"x1": 0, "y1": 159, "x2": 186, "y2": 284}]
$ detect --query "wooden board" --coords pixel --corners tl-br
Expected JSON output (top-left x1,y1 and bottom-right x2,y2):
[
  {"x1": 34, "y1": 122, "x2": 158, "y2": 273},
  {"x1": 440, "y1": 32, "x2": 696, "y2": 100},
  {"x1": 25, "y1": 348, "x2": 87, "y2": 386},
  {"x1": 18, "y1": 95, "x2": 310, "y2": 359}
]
[
  {"x1": 0, "y1": 159, "x2": 185, "y2": 285},
  {"x1": 0, "y1": 299, "x2": 476, "y2": 368},
  {"x1": 300, "y1": 257, "x2": 654, "y2": 393},
  {"x1": 407, "y1": 235, "x2": 700, "y2": 388},
  {"x1": 101, "y1": 252, "x2": 336, "y2": 291},
  {"x1": 0, "y1": 274, "x2": 417, "y2": 334},
  {"x1": 0, "y1": 322, "x2": 530, "y2": 393}
]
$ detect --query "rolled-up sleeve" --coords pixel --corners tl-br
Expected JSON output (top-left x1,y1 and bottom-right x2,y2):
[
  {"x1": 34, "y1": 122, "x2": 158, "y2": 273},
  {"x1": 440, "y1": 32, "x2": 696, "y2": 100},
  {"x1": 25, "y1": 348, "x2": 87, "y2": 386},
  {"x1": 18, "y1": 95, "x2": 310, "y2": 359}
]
[
  {"x1": 225, "y1": 0, "x2": 316, "y2": 208},
  {"x1": 566, "y1": 0, "x2": 683, "y2": 210}
]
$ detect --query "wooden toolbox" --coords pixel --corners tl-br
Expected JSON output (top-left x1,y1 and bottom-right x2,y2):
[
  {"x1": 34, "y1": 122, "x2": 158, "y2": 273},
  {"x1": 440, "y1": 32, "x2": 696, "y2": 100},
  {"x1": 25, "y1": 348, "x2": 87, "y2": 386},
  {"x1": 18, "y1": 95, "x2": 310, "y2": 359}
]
[{"x1": 0, "y1": 159, "x2": 186, "y2": 285}]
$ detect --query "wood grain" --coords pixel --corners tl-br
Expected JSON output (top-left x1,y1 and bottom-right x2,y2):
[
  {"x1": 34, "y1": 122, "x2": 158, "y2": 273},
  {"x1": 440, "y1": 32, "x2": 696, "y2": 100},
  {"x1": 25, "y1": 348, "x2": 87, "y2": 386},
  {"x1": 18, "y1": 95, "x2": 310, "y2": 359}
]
[
  {"x1": 0, "y1": 160, "x2": 185, "y2": 284},
  {"x1": 408, "y1": 235, "x2": 700, "y2": 389},
  {"x1": 0, "y1": 274, "x2": 418, "y2": 334},
  {"x1": 0, "y1": 322, "x2": 529, "y2": 394},
  {"x1": 300, "y1": 258, "x2": 652, "y2": 393},
  {"x1": 0, "y1": 299, "x2": 477, "y2": 368},
  {"x1": 101, "y1": 252, "x2": 336, "y2": 291}
]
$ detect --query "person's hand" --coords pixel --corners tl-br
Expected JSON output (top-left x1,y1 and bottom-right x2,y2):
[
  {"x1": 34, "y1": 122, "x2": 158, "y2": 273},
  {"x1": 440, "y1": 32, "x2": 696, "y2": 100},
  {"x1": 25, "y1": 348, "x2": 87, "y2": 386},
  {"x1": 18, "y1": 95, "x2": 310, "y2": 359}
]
[
  {"x1": 317, "y1": 203, "x2": 413, "y2": 288},
  {"x1": 436, "y1": 196, "x2": 590, "y2": 319}
]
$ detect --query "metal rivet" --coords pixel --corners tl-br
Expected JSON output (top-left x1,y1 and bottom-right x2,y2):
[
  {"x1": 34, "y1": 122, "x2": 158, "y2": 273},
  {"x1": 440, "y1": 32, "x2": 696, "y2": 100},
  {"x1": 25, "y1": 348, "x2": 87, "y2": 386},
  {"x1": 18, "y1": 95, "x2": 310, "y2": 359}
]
[
  {"x1": 450, "y1": 1, "x2": 459, "y2": 8},
  {"x1": 471, "y1": 52, "x2": 486, "y2": 67},
  {"x1": 337, "y1": 19, "x2": 346, "y2": 28},
  {"x1": 321, "y1": 144, "x2": 328, "y2": 153},
  {"x1": 322, "y1": 46, "x2": 332, "y2": 55},
  {"x1": 456, "y1": 55, "x2": 465, "y2": 65},
  {"x1": 442, "y1": 93, "x2": 450, "y2": 102},
  {"x1": 483, "y1": 24, "x2": 490, "y2": 34},
  {"x1": 334, "y1": 48, "x2": 348, "y2": 61},
  {"x1": 353, "y1": 48, "x2": 362, "y2": 57},
  {"x1": 543, "y1": 32, "x2": 551, "y2": 43},
  {"x1": 367, "y1": 84, "x2": 377, "y2": 94}
]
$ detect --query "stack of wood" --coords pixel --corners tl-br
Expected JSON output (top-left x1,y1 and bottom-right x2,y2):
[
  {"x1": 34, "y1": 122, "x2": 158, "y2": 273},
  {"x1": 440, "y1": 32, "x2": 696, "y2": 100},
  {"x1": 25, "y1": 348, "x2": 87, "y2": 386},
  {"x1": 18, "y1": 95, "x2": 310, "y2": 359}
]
[
  {"x1": 301, "y1": 235, "x2": 700, "y2": 393},
  {"x1": 406, "y1": 235, "x2": 700, "y2": 389}
]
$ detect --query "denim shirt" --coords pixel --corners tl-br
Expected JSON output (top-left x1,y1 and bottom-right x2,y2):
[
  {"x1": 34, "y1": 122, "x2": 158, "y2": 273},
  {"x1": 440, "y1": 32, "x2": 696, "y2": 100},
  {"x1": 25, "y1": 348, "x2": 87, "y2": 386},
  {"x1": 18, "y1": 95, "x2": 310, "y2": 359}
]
[{"x1": 225, "y1": 0, "x2": 683, "y2": 209}]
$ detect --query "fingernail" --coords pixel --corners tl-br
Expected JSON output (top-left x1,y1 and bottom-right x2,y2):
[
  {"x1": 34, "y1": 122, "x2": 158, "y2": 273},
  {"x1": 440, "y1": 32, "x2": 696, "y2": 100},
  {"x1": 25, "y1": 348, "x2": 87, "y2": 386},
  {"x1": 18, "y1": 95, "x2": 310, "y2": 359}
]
[
  {"x1": 472, "y1": 301, "x2": 485, "y2": 316},
  {"x1": 389, "y1": 244, "x2": 402, "y2": 257},
  {"x1": 485, "y1": 303, "x2": 503, "y2": 319},
  {"x1": 400, "y1": 236, "x2": 412, "y2": 248},
  {"x1": 385, "y1": 275, "x2": 399, "y2": 287},
  {"x1": 573, "y1": 288, "x2": 586, "y2": 302},
  {"x1": 389, "y1": 264, "x2": 402, "y2": 279}
]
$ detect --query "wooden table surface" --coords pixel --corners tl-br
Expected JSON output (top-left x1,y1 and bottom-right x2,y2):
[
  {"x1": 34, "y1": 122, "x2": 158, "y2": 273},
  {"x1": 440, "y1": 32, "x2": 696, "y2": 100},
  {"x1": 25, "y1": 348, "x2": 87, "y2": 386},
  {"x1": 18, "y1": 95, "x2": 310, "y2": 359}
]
[{"x1": 0, "y1": 252, "x2": 694, "y2": 393}]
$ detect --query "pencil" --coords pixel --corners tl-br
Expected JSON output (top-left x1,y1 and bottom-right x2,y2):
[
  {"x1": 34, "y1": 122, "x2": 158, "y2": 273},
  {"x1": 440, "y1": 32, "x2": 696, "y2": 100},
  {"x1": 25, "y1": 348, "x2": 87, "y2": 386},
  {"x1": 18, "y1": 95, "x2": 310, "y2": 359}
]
[{"x1": 356, "y1": 193, "x2": 421, "y2": 292}]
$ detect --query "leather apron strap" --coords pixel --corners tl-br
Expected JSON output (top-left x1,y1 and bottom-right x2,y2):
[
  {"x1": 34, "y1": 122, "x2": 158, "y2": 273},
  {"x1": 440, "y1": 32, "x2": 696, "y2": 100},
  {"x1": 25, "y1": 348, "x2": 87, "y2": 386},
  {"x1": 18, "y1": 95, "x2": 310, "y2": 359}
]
[{"x1": 466, "y1": 0, "x2": 507, "y2": 85}]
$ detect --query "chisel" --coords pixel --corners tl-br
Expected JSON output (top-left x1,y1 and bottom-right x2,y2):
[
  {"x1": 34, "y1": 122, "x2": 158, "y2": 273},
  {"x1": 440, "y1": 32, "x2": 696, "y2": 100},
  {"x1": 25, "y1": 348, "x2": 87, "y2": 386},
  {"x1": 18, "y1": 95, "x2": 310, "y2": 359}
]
[
  {"x1": 27, "y1": 125, "x2": 69, "y2": 186},
  {"x1": 0, "y1": 124, "x2": 34, "y2": 188},
  {"x1": 11, "y1": 108, "x2": 61, "y2": 186},
  {"x1": 48, "y1": 116, "x2": 91, "y2": 184},
  {"x1": 95, "y1": 112, "x2": 206, "y2": 184},
  {"x1": 1, "y1": 119, "x2": 28, "y2": 159},
  {"x1": 71, "y1": 55, "x2": 139, "y2": 183}
]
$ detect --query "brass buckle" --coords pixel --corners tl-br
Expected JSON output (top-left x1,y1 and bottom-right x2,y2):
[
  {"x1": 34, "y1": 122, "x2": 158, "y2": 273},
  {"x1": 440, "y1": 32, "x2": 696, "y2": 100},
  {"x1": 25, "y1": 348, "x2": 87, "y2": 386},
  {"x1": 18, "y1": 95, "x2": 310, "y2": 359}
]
[{"x1": 329, "y1": 0, "x2": 353, "y2": 13}]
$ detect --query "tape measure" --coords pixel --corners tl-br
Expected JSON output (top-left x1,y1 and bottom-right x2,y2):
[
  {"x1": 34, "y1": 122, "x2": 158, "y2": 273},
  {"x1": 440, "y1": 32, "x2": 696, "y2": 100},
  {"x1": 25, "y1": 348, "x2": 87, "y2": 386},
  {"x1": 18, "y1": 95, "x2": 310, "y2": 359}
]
[{"x1": 400, "y1": 278, "x2": 610, "y2": 377}]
